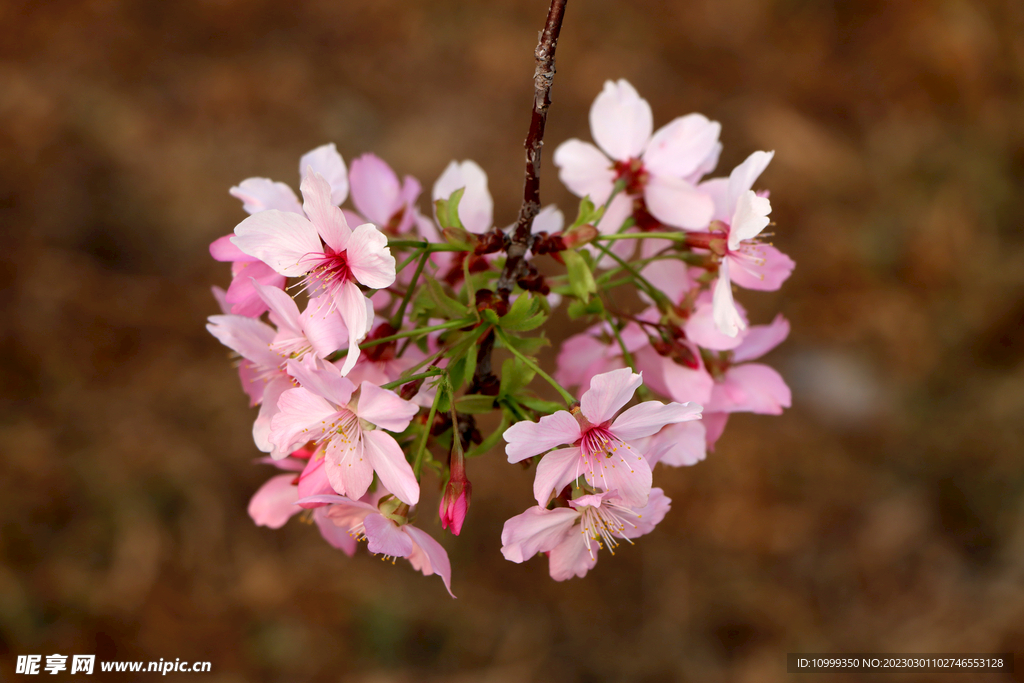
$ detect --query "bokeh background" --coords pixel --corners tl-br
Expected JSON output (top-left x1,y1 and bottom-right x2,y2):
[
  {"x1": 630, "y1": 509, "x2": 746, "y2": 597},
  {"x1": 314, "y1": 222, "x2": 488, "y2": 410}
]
[{"x1": 3, "y1": 0, "x2": 1024, "y2": 681}]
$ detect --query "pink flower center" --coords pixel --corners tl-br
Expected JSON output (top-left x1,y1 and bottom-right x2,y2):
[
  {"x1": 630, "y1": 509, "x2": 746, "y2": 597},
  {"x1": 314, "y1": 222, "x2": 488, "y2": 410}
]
[
  {"x1": 577, "y1": 500, "x2": 641, "y2": 559},
  {"x1": 613, "y1": 158, "x2": 648, "y2": 195},
  {"x1": 577, "y1": 424, "x2": 628, "y2": 460},
  {"x1": 302, "y1": 245, "x2": 353, "y2": 299}
]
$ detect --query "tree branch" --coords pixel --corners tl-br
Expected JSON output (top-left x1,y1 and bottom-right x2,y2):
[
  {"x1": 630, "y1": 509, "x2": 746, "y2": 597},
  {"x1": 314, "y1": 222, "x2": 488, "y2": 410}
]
[{"x1": 495, "y1": 0, "x2": 568, "y2": 300}]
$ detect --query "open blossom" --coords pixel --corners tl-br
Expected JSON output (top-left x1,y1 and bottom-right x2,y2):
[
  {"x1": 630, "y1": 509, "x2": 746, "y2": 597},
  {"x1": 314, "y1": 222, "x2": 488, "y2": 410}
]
[
  {"x1": 694, "y1": 151, "x2": 795, "y2": 336},
  {"x1": 705, "y1": 314, "x2": 792, "y2": 415},
  {"x1": 503, "y1": 368, "x2": 701, "y2": 507},
  {"x1": 269, "y1": 355, "x2": 420, "y2": 504},
  {"x1": 501, "y1": 488, "x2": 671, "y2": 580},
  {"x1": 344, "y1": 153, "x2": 422, "y2": 234},
  {"x1": 231, "y1": 169, "x2": 395, "y2": 374},
  {"x1": 300, "y1": 493, "x2": 455, "y2": 597},
  {"x1": 211, "y1": 144, "x2": 348, "y2": 317},
  {"x1": 554, "y1": 79, "x2": 720, "y2": 233}
]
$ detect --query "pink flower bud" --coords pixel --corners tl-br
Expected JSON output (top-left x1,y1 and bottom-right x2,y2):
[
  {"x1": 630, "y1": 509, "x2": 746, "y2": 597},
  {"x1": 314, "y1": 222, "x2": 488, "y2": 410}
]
[{"x1": 438, "y1": 478, "x2": 472, "y2": 536}]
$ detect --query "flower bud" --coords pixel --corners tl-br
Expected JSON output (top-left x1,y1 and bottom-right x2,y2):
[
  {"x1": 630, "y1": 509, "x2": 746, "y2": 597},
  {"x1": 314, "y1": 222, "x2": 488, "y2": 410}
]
[
  {"x1": 561, "y1": 223, "x2": 598, "y2": 249},
  {"x1": 439, "y1": 436, "x2": 471, "y2": 535}
]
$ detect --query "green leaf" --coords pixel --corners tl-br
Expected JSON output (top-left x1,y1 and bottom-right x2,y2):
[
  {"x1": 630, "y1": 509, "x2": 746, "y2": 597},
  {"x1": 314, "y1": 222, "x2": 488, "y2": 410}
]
[
  {"x1": 426, "y1": 276, "x2": 470, "y2": 319},
  {"x1": 482, "y1": 308, "x2": 501, "y2": 325},
  {"x1": 498, "y1": 357, "x2": 536, "y2": 398},
  {"x1": 498, "y1": 333, "x2": 549, "y2": 355},
  {"x1": 434, "y1": 187, "x2": 466, "y2": 231},
  {"x1": 570, "y1": 196, "x2": 601, "y2": 230},
  {"x1": 567, "y1": 296, "x2": 605, "y2": 320},
  {"x1": 498, "y1": 292, "x2": 548, "y2": 332},
  {"x1": 563, "y1": 249, "x2": 597, "y2": 303},
  {"x1": 455, "y1": 394, "x2": 497, "y2": 414},
  {"x1": 516, "y1": 394, "x2": 566, "y2": 415}
]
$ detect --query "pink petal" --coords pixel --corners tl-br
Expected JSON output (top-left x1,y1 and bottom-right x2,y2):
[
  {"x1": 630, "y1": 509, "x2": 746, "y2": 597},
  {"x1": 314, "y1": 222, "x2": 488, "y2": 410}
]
[
  {"x1": 300, "y1": 169, "x2": 351, "y2": 252},
  {"x1": 702, "y1": 412, "x2": 729, "y2": 451},
  {"x1": 210, "y1": 234, "x2": 251, "y2": 262},
  {"x1": 299, "y1": 143, "x2": 348, "y2": 206},
  {"x1": 253, "y1": 374, "x2": 292, "y2": 458},
  {"x1": 333, "y1": 281, "x2": 371, "y2": 376},
  {"x1": 643, "y1": 113, "x2": 721, "y2": 179},
  {"x1": 641, "y1": 258, "x2": 694, "y2": 304},
  {"x1": 356, "y1": 382, "x2": 418, "y2": 432},
  {"x1": 229, "y1": 177, "x2": 304, "y2": 215},
  {"x1": 404, "y1": 525, "x2": 456, "y2": 597},
  {"x1": 313, "y1": 506, "x2": 358, "y2": 556},
  {"x1": 500, "y1": 506, "x2": 579, "y2": 563},
  {"x1": 641, "y1": 421, "x2": 707, "y2": 467},
  {"x1": 621, "y1": 487, "x2": 671, "y2": 538},
  {"x1": 395, "y1": 176, "x2": 423, "y2": 233},
  {"x1": 590, "y1": 79, "x2": 652, "y2": 161},
  {"x1": 224, "y1": 261, "x2": 286, "y2": 318},
  {"x1": 206, "y1": 314, "x2": 280, "y2": 369},
  {"x1": 269, "y1": 386, "x2": 337, "y2": 454},
  {"x1": 581, "y1": 450, "x2": 653, "y2": 508},
  {"x1": 732, "y1": 314, "x2": 790, "y2": 363},
  {"x1": 247, "y1": 474, "x2": 300, "y2": 529},
  {"x1": 554, "y1": 333, "x2": 614, "y2": 389},
  {"x1": 706, "y1": 363, "x2": 791, "y2": 414},
  {"x1": 301, "y1": 297, "x2": 350, "y2": 358},
  {"x1": 363, "y1": 513, "x2": 415, "y2": 557},
  {"x1": 231, "y1": 210, "x2": 323, "y2": 277},
  {"x1": 324, "y1": 436, "x2": 372, "y2": 499},
  {"x1": 580, "y1": 368, "x2": 643, "y2": 426},
  {"x1": 238, "y1": 356, "x2": 267, "y2": 404},
  {"x1": 727, "y1": 245, "x2": 795, "y2": 291},
  {"x1": 285, "y1": 355, "x2": 356, "y2": 408},
  {"x1": 644, "y1": 175, "x2": 714, "y2": 230},
  {"x1": 362, "y1": 430, "x2": 419, "y2": 505},
  {"x1": 728, "y1": 190, "x2": 771, "y2": 249},
  {"x1": 727, "y1": 150, "x2": 774, "y2": 211},
  {"x1": 610, "y1": 400, "x2": 702, "y2": 441},
  {"x1": 253, "y1": 280, "x2": 302, "y2": 335},
  {"x1": 552, "y1": 139, "x2": 615, "y2": 203},
  {"x1": 503, "y1": 411, "x2": 582, "y2": 463},
  {"x1": 595, "y1": 191, "x2": 634, "y2": 234},
  {"x1": 684, "y1": 295, "x2": 746, "y2": 351},
  {"x1": 712, "y1": 260, "x2": 745, "y2": 338},
  {"x1": 699, "y1": 176, "x2": 732, "y2": 223},
  {"x1": 296, "y1": 455, "x2": 335, "y2": 507},
  {"x1": 533, "y1": 447, "x2": 582, "y2": 506},
  {"x1": 350, "y1": 153, "x2": 402, "y2": 226},
  {"x1": 531, "y1": 204, "x2": 564, "y2": 235},
  {"x1": 546, "y1": 531, "x2": 598, "y2": 580},
  {"x1": 432, "y1": 160, "x2": 493, "y2": 233},
  {"x1": 346, "y1": 223, "x2": 396, "y2": 289}
]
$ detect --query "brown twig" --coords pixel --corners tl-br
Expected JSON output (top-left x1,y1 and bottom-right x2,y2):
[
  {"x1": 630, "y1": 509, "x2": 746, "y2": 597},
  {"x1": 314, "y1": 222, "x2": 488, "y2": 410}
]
[{"x1": 494, "y1": 0, "x2": 568, "y2": 300}]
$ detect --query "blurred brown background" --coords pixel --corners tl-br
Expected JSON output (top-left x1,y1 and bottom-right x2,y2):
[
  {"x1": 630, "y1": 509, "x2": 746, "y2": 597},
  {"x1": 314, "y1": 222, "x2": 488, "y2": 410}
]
[{"x1": 2, "y1": 0, "x2": 1024, "y2": 681}]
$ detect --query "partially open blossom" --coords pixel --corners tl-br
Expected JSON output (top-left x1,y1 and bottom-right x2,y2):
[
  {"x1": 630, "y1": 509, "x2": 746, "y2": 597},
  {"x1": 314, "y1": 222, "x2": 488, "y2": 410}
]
[
  {"x1": 503, "y1": 368, "x2": 701, "y2": 507},
  {"x1": 501, "y1": 488, "x2": 671, "y2": 580},
  {"x1": 300, "y1": 493, "x2": 455, "y2": 597},
  {"x1": 345, "y1": 153, "x2": 422, "y2": 234},
  {"x1": 269, "y1": 356, "x2": 420, "y2": 504},
  {"x1": 438, "y1": 435, "x2": 471, "y2": 536},
  {"x1": 231, "y1": 169, "x2": 395, "y2": 374}
]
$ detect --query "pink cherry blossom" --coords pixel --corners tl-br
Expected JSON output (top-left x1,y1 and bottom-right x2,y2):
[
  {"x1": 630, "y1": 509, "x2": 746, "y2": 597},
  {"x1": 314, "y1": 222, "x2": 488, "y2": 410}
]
[
  {"x1": 704, "y1": 314, "x2": 792, "y2": 415},
  {"x1": 694, "y1": 151, "x2": 795, "y2": 336},
  {"x1": 554, "y1": 79, "x2": 720, "y2": 232},
  {"x1": 635, "y1": 421, "x2": 707, "y2": 467},
  {"x1": 501, "y1": 488, "x2": 671, "y2": 580},
  {"x1": 269, "y1": 356, "x2": 420, "y2": 504},
  {"x1": 503, "y1": 368, "x2": 701, "y2": 507},
  {"x1": 212, "y1": 144, "x2": 349, "y2": 317},
  {"x1": 231, "y1": 169, "x2": 395, "y2": 374},
  {"x1": 432, "y1": 160, "x2": 493, "y2": 234},
  {"x1": 299, "y1": 493, "x2": 455, "y2": 597},
  {"x1": 345, "y1": 153, "x2": 422, "y2": 234}
]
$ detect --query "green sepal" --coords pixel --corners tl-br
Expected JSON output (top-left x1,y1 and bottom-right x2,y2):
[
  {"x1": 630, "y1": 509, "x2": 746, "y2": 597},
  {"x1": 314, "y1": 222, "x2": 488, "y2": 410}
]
[
  {"x1": 563, "y1": 248, "x2": 597, "y2": 302},
  {"x1": 455, "y1": 394, "x2": 497, "y2": 414}
]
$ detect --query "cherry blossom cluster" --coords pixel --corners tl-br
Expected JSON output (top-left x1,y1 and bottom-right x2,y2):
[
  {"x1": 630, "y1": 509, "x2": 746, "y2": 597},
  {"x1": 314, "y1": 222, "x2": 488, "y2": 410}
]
[{"x1": 207, "y1": 78, "x2": 793, "y2": 596}]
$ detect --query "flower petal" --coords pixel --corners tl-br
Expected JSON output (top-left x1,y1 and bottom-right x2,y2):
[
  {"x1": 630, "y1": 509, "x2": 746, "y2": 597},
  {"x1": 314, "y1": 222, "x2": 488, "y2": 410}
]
[
  {"x1": 553, "y1": 139, "x2": 615, "y2": 202},
  {"x1": 727, "y1": 244, "x2": 795, "y2": 291},
  {"x1": 285, "y1": 355, "x2": 356, "y2": 408},
  {"x1": 404, "y1": 525, "x2": 455, "y2": 597},
  {"x1": 313, "y1": 506, "x2": 358, "y2": 556},
  {"x1": 363, "y1": 513, "x2": 415, "y2": 557},
  {"x1": 350, "y1": 153, "x2": 401, "y2": 226},
  {"x1": 346, "y1": 223, "x2": 396, "y2": 289},
  {"x1": 296, "y1": 454, "x2": 335, "y2": 507},
  {"x1": 299, "y1": 143, "x2": 348, "y2": 206},
  {"x1": 432, "y1": 160, "x2": 493, "y2": 233},
  {"x1": 324, "y1": 436, "x2": 372, "y2": 499},
  {"x1": 582, "y1": 449, "x2": 653, "y2": 508},
  {"x1": 232, "y1": 209, "x2": 323, "y2": 277},
  {"x1": 533, "y1": 447, "x2": 582, "y2": 506},
  {"x1": 547, "y1": 530, "x2": 598, "y2": 580},
  {"x1": 300, "y1": 297, "x2": 350, "y2": 358},
  {"x1": 229, "y1": 177, "x2": 303, "y2": 215},
  {"x1": 333, "y1": 281, "x2": 372, "y2": 376},
  {"x1": 269, "y1": 386, "x2": 337, "y2": 454},
  {"x1": 362, "y1": 430, "x2": 419, "y2": 505},
  {"x1": 247, "y1": 474, "x2": 300, "y2": 529},
  {"x1": 252, "y1": 280, "x2": 302, "y2": 335},
  {"x1": 610, "y1": 400, "x2": 702, "y2": 441},
  {"x1": 356, "y1": 382, "x2": 418, "y2": 432},
  {"x1": 684, "y1": 294, "x2": 746, "y2": 351},
  {"x1": 210, "y1": 234, "x2": 251, "y2": 262},
  {"x1": 503, "y1": 411, "x2": 581, "y2": 463},
  {"x1": 253, "y1": 375, "x2": 292, "y2": 457},
  {"x1": 644, "y1": 174, "x2": 714, "y2": 230},
  {"x1": 712, "y1": 260, "x2": 745, "y2": 338},
  {"x1": 727, "y1": 150, "x2": 774, "y2": 211},
  {"x1": 580, "y1": 368, "x2": 643, "y2": 426},
  {"x1": 300, "y1": 169, "x2": 351, "y2": 252},
  {"x1": 641, "y1": 421, "x2": 707, "y2": 467},
  {"x1": 531, "y1": 204, "x2": 564, "y2": 235},
  {"x1": 590, "y1": 79, "x2": 652, "y2": 161},
  {"x1": 706, "y1": 363, "x2": 791, "y2": 415},
  {"x1": 206, "y1": 314, "x2": 280, "y2": 369},
  {"x1": 500, "y1": 506, "x2": 579, "y2": 563},
  {"x1": 732, "y1": 314, "x2": 790, "y2": 363},
  {"x1": 643, "y1": 113, "x2": 721, "y2": 179},
  {"x1": 728, "y1": 190, "x2": 771, "y2": 250},
  {"x1": 621, "y1": 487, "x2": 671, "y2": 538}
]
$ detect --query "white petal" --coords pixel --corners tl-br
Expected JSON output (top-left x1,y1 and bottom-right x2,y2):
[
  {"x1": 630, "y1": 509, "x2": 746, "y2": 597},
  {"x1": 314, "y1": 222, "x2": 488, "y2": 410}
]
[
  {"x1": 432, "y1": 160, "x2": 493, "y2": 233},
  {"x1": 229, "y1": 178, "x2": 303, "y2": 215},
  {"x1": 552, "y1": 139, "x2": 615, "y2": 203},
  {"x1": 346, "y1": 223, "x2": 396, "y2": 289},
  {"x1": 643, "y1": 114, "x2": 721, "y2": 179},
  {"x1": 300, "y1": 169, "x2": 351, "y2": 252},
  {"x1": 644, "y1": 175, "x2": 714, "y2": 230},
  {"x1": 728, "y1": 190, "x2": 771, "y2": 250},
  {"x1": 231, "y1": 210, "x2": 322, "y2": 277},
  {"x1": 712, "y1": 260, "x2": 745, "y2": 338},
  {"x1": 727, "y1": 150, "x2": 774, "y2": 212},
  {"x1": 299, "y1": 143, "x2": 348, "y2": 206},
  {"x1": 590, "y1": 79, "x2": 652, "y2": 161}
]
